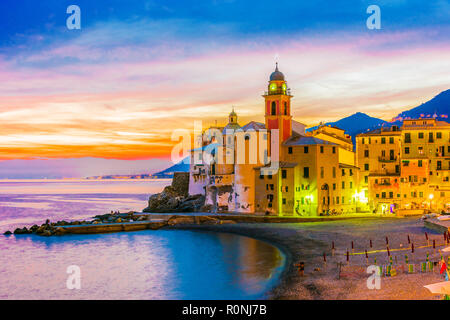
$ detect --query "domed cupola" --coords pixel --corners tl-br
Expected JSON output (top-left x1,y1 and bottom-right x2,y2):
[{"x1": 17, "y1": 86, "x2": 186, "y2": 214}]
[
  {"x1": 222, "y1": 106, "x2": 241, "y2": 135},
  {"x1": 269, "y1": 63, "x2": 285, "y2": 81}
]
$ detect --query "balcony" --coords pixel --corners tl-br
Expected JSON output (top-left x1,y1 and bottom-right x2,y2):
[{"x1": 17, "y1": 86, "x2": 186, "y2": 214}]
[
  {"x1": 192, "y1": 165, "x2": 207, "y2": 176},
  {"x1": 378, "y1": 156, "x2": 397, "y2": 163},
  {"x1": 264, "y1": 88, "x2": 292, "y2": 96},
  {"x1": 209, "y1": 174, "x2": 234, "y2": 187}
]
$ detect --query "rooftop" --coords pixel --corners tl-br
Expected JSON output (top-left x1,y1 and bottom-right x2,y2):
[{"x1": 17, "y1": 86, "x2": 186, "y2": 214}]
[{"x1": 283, "y1": 135, "x2": 338, "y2": 146}]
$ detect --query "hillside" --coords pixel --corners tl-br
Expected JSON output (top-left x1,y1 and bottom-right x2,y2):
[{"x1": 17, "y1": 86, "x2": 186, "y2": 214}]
[
  {"x1": 393, "y1": 89, "x2": 450, "y2": 121},
  {"x1": 306, "y1": 112, "x2": 389, "y2": 141}
]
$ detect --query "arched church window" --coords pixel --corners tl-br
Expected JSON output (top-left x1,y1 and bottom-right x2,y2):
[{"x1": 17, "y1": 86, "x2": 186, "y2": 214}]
[
  {"x1": 271, "y1": 101, "x2": 276, "y2": 115},
  {"x1": 283, "y1": 102, "x2": 287, "y2": 115}
]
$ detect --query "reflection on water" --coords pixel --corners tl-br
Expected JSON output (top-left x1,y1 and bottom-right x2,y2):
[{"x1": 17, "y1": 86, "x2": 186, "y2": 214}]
[
  {"x1": 0, "y1": 180, "x2": 171, "y2": 229},
  {"x1": 0, "y1": 180, "x2": 285, "y2": 299},
  {"x1": 0, "y1": 230, "x2": 284, "y2": 299},
  {"x1": 0, "y1": 179, "x2": 171, "y2": 195}
]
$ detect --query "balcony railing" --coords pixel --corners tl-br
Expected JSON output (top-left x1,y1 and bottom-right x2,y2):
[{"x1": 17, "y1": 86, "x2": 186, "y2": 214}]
[
  {"x1": 378, "y1": 156, "x2": 397, "y2": 162},
  {"x1": 264, "y1": 88, "x2": 292, "y2": 96},
  {"x1": 192, "y1": 165, "x2": 207, "y2": 175},
  {"x1": 209, "y1": 174, "x2": 234, "y2": 186}
]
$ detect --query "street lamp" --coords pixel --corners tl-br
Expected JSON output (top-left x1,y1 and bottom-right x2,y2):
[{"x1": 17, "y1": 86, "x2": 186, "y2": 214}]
[{"x1": 429, "y1": 194, "x2": 434, "y2": 212}]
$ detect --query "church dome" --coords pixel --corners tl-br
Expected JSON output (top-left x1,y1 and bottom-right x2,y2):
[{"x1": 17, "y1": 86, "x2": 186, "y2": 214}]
[{"x1": 269, "y1": 63, "x2": 285, "y2": 81}]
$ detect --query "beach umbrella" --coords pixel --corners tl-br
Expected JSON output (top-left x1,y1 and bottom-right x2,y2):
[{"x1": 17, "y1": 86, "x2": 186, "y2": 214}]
[{"x1": 424, "y1": 281, "x2": 450, "y2": 295}]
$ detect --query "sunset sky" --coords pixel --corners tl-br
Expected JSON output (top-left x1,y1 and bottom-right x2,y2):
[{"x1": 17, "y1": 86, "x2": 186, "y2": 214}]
[{"x1": 0, "y1": 0, "x2": 449, "y2": 178}]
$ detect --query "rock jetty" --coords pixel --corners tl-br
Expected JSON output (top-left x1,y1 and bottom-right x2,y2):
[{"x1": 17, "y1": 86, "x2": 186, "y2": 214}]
[
  {"x1": 2, "y1": 212, "x2": 237, "y2": 237},
  {"x1": 143, "y1": 172, "x2": 205, "y2": 213},
  {"x1": 3, "y1": 212, "x2": 149, "y2": 237}
]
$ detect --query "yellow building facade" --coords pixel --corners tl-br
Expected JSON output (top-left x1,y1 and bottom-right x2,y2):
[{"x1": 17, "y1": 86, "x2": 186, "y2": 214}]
[
  {"x1": 189, "y1": 65, "x2": 359, "y2": 216},
  {"x1": 356, "y1": 119, "x2": 450, "y2": 213}
]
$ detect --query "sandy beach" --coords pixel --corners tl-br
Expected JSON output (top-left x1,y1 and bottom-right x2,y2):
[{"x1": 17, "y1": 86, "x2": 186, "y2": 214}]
[{"x1": 170, "y1": 216, "x2": 449, "y2": 300}]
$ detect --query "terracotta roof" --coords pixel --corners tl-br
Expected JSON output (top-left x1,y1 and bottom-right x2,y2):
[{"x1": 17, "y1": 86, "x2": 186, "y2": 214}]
[
  {"x1": 283, "y1": 135, "x2": 338, "y2": 146},
  {"x1": 240, "y1": 121, "x2": 266, "y2": 131}
]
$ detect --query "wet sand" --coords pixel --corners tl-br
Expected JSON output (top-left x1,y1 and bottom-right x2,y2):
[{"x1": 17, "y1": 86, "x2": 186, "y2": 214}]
[{"x1": 171, "y1": 216, "x2": 449, "y2": 300}]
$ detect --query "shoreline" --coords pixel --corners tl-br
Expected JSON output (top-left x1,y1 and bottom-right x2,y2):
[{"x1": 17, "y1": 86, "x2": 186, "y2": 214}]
[
  {"x1": 168, "y1": 223, "x2": 294, "y2": 300},
  {"x1": 4, "y1": 211, "x2": 449, "y2": 299},
  {"x1": 168, "y1": 217, "x2": 449, "y2": 300}
]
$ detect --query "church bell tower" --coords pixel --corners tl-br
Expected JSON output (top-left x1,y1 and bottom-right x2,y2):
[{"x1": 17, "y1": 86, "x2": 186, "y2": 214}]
[{"x1": 263, "y1": 63, "x2": 293, "y2": 144}]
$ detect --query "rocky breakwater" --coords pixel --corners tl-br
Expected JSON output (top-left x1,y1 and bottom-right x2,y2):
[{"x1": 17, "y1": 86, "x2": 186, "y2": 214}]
[
  {"x1": 2, "y1": 211, "x2": 237, "y2": 237},
  {"x1": 143, "y1": 187, "x2": 205, "y2": 213},
  {"x1": 3, "y1": 212, "x2": 155, "y2": 237}
]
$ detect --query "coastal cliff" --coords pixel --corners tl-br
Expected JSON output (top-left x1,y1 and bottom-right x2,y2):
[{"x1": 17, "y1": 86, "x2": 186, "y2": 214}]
[{"x1": 143, "y1": 172, "x2": 205, "y2": 213}]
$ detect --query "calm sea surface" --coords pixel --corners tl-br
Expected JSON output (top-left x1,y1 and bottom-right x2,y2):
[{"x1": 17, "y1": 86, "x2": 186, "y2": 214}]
[{"x1": 0, "y1": 180, "x2": 285, "y2": 299}]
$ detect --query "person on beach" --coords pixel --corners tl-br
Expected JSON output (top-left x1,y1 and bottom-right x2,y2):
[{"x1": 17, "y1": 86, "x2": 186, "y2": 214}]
[{"x1": 294, "y1": 262, "x2": 305, "y2": 276}]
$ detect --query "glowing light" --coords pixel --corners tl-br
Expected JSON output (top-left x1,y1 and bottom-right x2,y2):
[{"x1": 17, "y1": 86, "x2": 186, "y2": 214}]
[{"x1": 429, "y1": 194, "x2": 434, "y2": 200}]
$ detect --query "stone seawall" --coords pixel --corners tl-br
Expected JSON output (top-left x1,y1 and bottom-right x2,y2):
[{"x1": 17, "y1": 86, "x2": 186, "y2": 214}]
[{"x1": 143, "y1": 171, "x2": 205, "y2": 213}]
